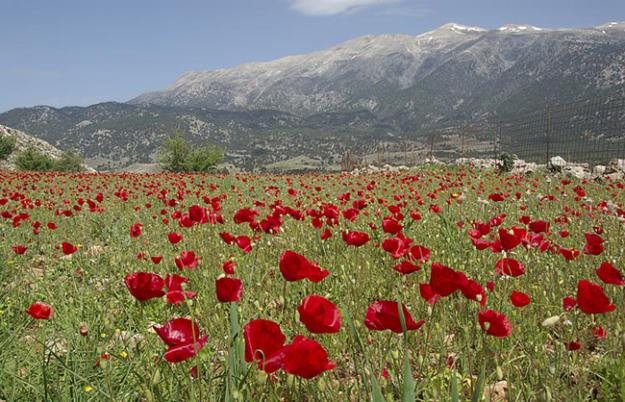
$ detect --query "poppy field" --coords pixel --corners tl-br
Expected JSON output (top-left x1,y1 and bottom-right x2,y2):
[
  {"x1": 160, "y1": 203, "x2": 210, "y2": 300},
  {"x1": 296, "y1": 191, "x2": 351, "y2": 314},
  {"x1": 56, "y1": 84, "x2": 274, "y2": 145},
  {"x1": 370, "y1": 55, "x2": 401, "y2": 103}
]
[{"x1": 1, "y1": 167, "x2": 624, "y2": 401}]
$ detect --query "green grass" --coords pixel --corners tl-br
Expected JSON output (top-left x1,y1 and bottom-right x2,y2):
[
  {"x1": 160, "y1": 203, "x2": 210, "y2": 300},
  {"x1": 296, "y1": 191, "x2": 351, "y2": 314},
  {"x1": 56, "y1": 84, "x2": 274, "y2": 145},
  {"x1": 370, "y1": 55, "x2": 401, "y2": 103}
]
[{"x1": 0, "y1": 167, "x2": 623, "y2": 401}]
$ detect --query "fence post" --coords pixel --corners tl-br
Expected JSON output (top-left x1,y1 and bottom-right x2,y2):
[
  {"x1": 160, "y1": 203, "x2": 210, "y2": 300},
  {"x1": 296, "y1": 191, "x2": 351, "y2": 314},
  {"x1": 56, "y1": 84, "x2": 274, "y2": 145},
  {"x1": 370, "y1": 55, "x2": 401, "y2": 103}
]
[
  {"x1": 545, "y1": 107, "x2": 552, "y2": 167},
  {"x1": 429, "y1": 134, "x2": 434, "y2": 160},
  {"x1": 461, "y1": 126, "x2": 466, "y2": 158},
  {"x1": 493, "y1": 120, "x2": 499, "y2": 160}
]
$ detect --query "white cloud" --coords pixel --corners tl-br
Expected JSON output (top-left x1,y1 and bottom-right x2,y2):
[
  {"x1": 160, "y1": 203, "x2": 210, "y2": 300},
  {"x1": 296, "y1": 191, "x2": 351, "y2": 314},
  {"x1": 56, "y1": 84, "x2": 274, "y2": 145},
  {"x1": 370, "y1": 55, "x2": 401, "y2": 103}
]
[{"x1": 290, "y1": 0, "x2": 400, "y2": 16}]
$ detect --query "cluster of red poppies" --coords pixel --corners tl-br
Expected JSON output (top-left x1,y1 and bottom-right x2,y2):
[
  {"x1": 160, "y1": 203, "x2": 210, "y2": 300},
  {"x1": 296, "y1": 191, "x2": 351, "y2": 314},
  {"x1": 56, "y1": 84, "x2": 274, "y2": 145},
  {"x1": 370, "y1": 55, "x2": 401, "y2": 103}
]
[{"x1": 9, "y1": 169, "x2": 623, "y2": 390}]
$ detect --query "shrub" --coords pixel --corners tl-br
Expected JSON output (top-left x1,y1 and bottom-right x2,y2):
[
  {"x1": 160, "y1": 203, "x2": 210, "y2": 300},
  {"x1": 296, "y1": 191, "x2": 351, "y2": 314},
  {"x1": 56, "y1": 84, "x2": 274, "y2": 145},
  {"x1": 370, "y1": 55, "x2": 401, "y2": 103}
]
[
  {"x1": 184, "y1": 144, "x2": 224, "y2": 172},
  {"x1": 14, "y1": 147, "x2": 85, "y2": 172},
  {"x1": 159, "y1": 131, "x2": 224, "y2": 172},
  {"x1": 0, "y1": 135, "x2": 16, "y2": 160},
  {"x1": 159, "y1": 131, "x2": 191, "y2": 172},
  {"x1": 54, "y1": 150, "x2": 85, "y2": 172},
  {"x1": 497, "y1": 152, "x2": 515, "y2": 173},
  {"x1": 15, "y1": 147, "x2": 55, "y2": 171}
]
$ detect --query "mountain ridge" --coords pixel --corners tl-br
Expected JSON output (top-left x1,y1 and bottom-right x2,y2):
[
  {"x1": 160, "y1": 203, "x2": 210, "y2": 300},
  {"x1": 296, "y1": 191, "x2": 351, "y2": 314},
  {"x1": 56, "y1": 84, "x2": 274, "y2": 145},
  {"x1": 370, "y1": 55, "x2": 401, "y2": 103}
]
[
  {"x1": 129, "y1": 21, "x2": 625, "y2": 117},
  {"x1": 1, "y1": 21, "x2": 625, "y2": 171}
]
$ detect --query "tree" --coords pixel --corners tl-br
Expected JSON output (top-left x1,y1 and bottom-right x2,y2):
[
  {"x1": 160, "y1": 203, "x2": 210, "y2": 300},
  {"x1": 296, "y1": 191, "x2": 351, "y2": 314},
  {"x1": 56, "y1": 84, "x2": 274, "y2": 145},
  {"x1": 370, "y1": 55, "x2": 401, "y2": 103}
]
[
  {"x1": 159, "y1": 131, "x2": 224, "y2": 172},
  {"x1": 14, "y1": 147, "x2": 55, "y2": 171},
  {"x1": 159, "y1": 131, "x2": 191, "y2": 172},
  {"x1": 54, "y1": 150, "x2": 85, "y2": 172},
  {"x1": 184, "y1": 144, "x2": 224, "y2": 172},
  {"x1": 0, "y1": 135, "x2": 16, "y2": 160},
  {"x1": 14, "y1": 147, "x2": 85, "y2": 172}
]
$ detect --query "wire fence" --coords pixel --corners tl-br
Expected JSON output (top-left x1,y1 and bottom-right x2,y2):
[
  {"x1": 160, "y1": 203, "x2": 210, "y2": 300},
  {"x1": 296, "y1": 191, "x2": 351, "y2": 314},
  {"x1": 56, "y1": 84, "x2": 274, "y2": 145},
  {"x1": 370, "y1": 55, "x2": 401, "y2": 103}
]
[{"x1": 360, "y1": 94, "x2": 625, "y2": 169}]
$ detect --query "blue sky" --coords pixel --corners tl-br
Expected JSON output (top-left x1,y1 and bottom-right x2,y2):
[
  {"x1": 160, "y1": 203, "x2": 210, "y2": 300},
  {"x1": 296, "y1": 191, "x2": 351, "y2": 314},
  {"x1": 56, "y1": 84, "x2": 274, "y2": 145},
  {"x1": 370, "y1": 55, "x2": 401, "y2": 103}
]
[{"x1": 1, "y1": 0, "x2": 624, "y2": 112}]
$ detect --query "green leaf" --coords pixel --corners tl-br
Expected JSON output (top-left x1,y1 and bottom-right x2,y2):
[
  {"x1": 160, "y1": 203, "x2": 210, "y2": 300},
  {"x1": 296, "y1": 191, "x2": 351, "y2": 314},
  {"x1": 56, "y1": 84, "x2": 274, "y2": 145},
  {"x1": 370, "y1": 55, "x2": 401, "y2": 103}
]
[
  {"x1": 450, "y1": 369, "x2": 460, "y2": 402},
  {"x1": 343, "y1": 307, "x2": 384, "y2": 402},
  {"x1": 401, "y1": 357, "x2": 416, "y2": 402},
  {"x1": 471, "y1": 360, "x2": 486, "y2": 402}
]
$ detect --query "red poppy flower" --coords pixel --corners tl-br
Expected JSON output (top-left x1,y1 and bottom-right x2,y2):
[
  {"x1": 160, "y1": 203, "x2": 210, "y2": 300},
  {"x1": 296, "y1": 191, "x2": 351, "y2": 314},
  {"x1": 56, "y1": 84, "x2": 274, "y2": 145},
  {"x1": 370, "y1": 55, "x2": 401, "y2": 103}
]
[
  {"x1": 393, "y1": 260, "x2": 421, "y2": 275},
  {"x1": 168, "y1": 232, "x2": 183, "y2": 245},
  {"x1": 562, "y1": 296, "x2": 577, "y2": 311},
  {"x1": 364, "y1": 300, "x2": 425, "y2": 333},
  {"x1": 382, "y1": 236, "x2": 409, "y2": 259},
  {"x1": 429, "y1": 204, "x2": 442, "y2": 214},
  {"x1": 155, "y1": 318, "x2": 200, "y2": 346},
  {"x1": 280, "y1": 336, "x2": 336, "y2": 379},
  {"x1": 408, "y1": 245, "x2": 430, "y2": 263},
  {"x1": 573, "y1": 185, "x2": 586, "y2": 197},
  {"x1": 382, "y1": 217, "x2": 403, "y2": 234},
  {"x1": 188, "y1": 205, "x2": 206, "y2": 223},
  {"x1": 559, "y1": 247, "x2": 580, "y2": 261},
  {"x1": 26, "y1": 301, "x2": 53, "y2": 320},
  {"x1": 129, "y1": 223, "x2": 142, "y2": 238},
  {"x1": 528, "y1": 220, "x2": 549, "y2": 233},
  {"x1": 419, "y1": 283, "x2": 441, "y2": 305},
  {"x1": 175, "y1": 250, "x2": 199, "y2": 270},
  {"x1": 223, "y1": 260, "x2": 236, "y2": 275},
  {"x1": 472, "y1": 222, "x2": 491, "y2": 237},
  {"x1": 61, "y1": 242, "x2": 78, "y2": 255},
  {"x1": 342, "y1": 230, "x2": 370, "y2": 247},
  {"x1": 279, "y1": 251, "x2": 329, "y2": 283},
  {"x1": 12, "y1": 245, "x2": 27, "y2": 255},
  {"x1": 148, "y1": 255, "x2": 162, "y2": 265},
  {"x1": 460, "y1": 278, "x2": 486, "y2": 306},
  {"x1": 235, "y1": 235, "x2": 252, "y2": 253},
  {"x1": 297, "y1": 295, "x2": 341, "y2": 334},
  {"x1": 215, "y1": 277, "x2": 243, "y2": 302},
  {"x1": 489, "y1": 213, "x2": 506, "y2": 227},
  {"x1": 470, "y1": 236, "x2": 492, "y2": 250},
  {"x1": 576, "y1": 280, "x2": 616, "y2": 314},
  {"x1": 488, "y1": 193, "x2": 505, "y2": 202},
  {"x1": 583, "y1": 233, "x2": 604, "y2": 255},
  {"x1": 478, "y1": 309, "x2": 512, "y2": 338},
  {"x1": 510, "y1": 291, "x2": 531, "y2": 308},
  {"x1": 154, "y1": 318, "x2": 207, "y2": 363},
  {"x1": 124, "y1": 272, "x2": 165, "y2": 301},
  {"x1": 219, "y1": 231, "x2": 236, "y2": 244},
  {"x1": 320, "y1": 228, "x2": 332, "y2": 240},
  {"x1": 243, "y1": 319, "x2": 286, "y2": 373},
  {"x1": 498, "y1": 227, "x2": 527, "y2": 251},
  {"x1": 592, "y1": 326, "x2": 607, "y2": 340},
  {"x1": 342, "y1": 208, "x2": 360, "y2": 222},
  {"x1": 164, "y1": 274, "x2": 196, "y2": 304},
  {"x1": 495, "y1": 258, "x2": 525, "y2": 277},
  {"x1": 429, "y1": 262, "x2": 468, "y2": 297},
  {"x1": 410, "y1": 210, "x2": 422, "y2": 221},
  {"x1": 565, "y1": 341, "x2": 582, "y2": 351},
  {"x1": 595, "y1": 262, "x2": 625, "y2": 286},
  {"x1": 233, "y1": 207, "x2": 258, "y2": 224}
]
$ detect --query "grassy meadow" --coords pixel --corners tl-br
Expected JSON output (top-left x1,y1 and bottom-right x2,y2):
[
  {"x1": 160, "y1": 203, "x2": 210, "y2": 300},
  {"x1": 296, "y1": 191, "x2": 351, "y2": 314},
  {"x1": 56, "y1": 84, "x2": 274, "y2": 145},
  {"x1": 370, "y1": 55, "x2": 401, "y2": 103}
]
[{"x1": 1, "y1": 167, "x2": 624, "y2": 401}]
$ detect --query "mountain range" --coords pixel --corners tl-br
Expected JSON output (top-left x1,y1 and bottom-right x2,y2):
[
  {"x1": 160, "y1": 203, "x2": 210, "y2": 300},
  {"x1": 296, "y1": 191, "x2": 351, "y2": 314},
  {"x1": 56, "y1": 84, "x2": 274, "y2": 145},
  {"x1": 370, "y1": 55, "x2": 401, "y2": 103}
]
[{"x1": 1, "y1": 22, "x2": 624, "y2": 171}]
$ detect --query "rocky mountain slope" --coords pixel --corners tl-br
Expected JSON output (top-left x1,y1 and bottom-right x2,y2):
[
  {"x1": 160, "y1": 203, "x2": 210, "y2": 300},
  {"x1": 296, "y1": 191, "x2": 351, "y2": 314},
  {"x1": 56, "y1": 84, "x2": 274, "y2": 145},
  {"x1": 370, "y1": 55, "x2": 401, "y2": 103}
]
[
  {"x1": 0, "y1": 124, "x2": 66, "y2": 170},
  {"x1": 131, "y1": 22, "x2": 625, "y2": 123},
  {"x1": 1, "y1": 22, "x2": 624, "y2": 171},
  {"x1": 0, "y1": 103, "x2": 389, "y2": 170}
]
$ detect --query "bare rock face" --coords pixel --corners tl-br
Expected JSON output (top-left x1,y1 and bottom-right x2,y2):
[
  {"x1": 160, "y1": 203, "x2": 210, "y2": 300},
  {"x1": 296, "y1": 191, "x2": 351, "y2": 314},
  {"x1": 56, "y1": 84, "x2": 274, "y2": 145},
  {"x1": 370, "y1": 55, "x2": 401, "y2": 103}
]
[
  {"x1": 0, "y1": 124, "x2": 93, "y2": 171},
  {"x1": 563, "y1": 164, "x2": 591, "y2": 180},
  {"x1": 608, "y1": 158, "x2": 625, "y2": 172},
  {"x1": 130, "y1": 22, "x2": 625, "y2": 119},
  {"x1": 455, "y1": 157, "x2": 499, "y2": 169},
  {"x1": 549, "y1": 156, "x2": 567, "y2": 169}
]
